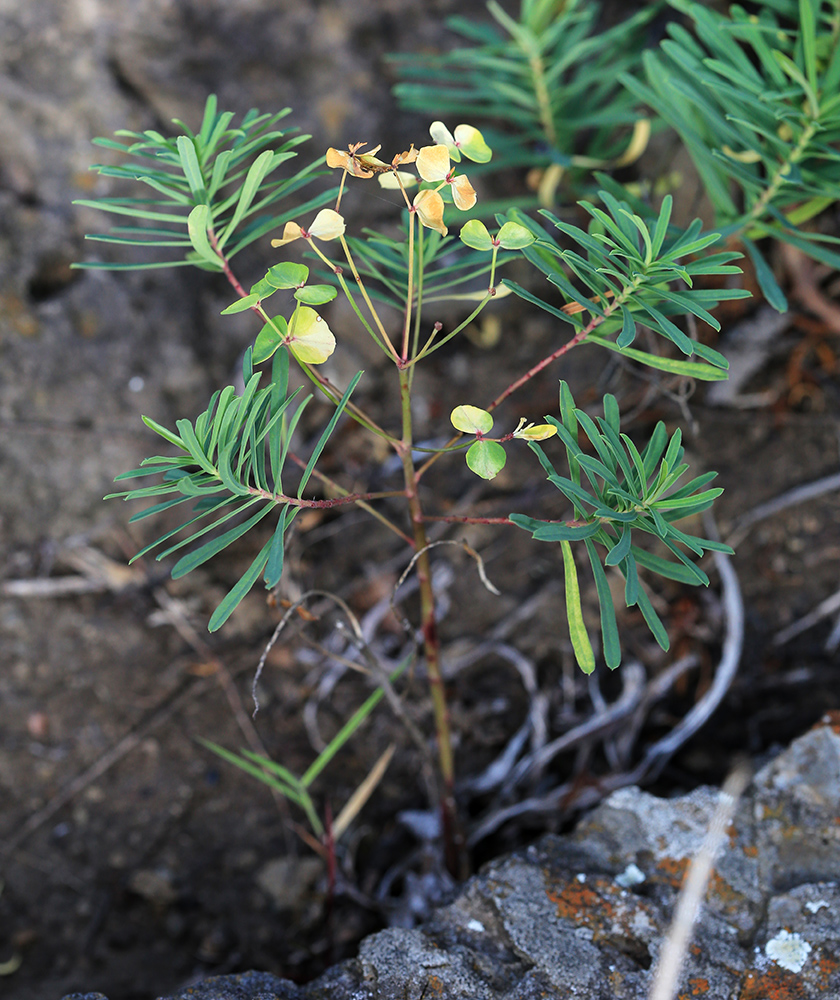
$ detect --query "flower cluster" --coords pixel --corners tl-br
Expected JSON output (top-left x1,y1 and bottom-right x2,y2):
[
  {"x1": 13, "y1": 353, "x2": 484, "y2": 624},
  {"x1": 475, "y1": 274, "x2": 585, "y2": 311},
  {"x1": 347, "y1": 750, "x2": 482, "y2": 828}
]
[{"x1": 325, "y1": 121, "x2": 491, "y2": 237}]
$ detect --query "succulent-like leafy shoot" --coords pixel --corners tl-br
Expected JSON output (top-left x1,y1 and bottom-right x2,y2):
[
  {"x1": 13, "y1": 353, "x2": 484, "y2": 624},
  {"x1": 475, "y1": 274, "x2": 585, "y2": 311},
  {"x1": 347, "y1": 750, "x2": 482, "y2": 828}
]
[
  {"x1": 510, "y1": 382, "x2": 734, "y2": 670},
  {"x1": 74, "y1": 94, "x2": 332, "y2": 271}
]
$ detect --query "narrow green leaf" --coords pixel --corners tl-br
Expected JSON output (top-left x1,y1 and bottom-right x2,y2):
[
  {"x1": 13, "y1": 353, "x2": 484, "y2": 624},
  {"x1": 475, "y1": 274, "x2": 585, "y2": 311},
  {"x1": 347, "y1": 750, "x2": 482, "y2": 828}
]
[
  {"x1": 531, "y1": 521, "x2": 601, "y2": 542},
  {"x1": 638, "y1": 302, "x2": 694, "y2": 356},
  {"x1": 561, "y1": 540, "x2": 595, "y2": 674},
  {"x1": 217, "y1": 148, "x2": 275, "y2": 248},
  {"x1": 743, "y1": 238, "x2": 788, "y2": 312},
  {"x1": 650, "y1": 194, "x2": 673, "y2": 260},
  {"x1": 176, "y1": 135, "x2": 206, "y2": 200},
  {"x1": 171, "y1": 502, "x2": 274, "y2": 578},
  {"x1": 588, "y1": 335, "x2": 729, "y2": 380},
  {"x1": 583, "y1": 538, "x2": 621, "y2": 669},
  {"x1": 605, "y1": 523, "x2": 632, "y2": 567},
  {"x1": 141, "y1": 415, "x2": 186, "y2": 449},
  {"x1": 198, "y1": 740, "x2": 305, "y2": 805},
  {"x1": 208, "y1": 537, "x2": 273, "y2": 632},
  {"x1": 300, "y1": 656, "x2": 411, "y2": 787},
  {"x1": 187, "y1": 204, "x2": 220, "y2": 265},
  {"x1": 264, "y1": 505, "x2": 290, "y2": 588},
  {"x1": 617, "y1": 306, "x2": 636, "y2": 348},
  {"x1": 635, "y1": 583, "x2": 669, "y2": 650},
  {"x1": 298, "y1": 372, "x2": 363, "y2": 496}
]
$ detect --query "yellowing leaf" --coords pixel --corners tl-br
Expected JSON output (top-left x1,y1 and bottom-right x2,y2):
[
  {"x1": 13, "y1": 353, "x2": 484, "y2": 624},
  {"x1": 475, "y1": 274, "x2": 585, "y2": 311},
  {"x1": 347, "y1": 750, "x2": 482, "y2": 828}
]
[
  {"x1": 429, "y1": 121, "x2": 457, "y2": 155},
  {"x1": 288, "y1": 306, "x2": 335, "y2": 364},
  {"x1": 451, "y1": 404, "x2": 493, "y2": 435},
  {"x1": 453, "y1": 124, "x2": 491, "y2": 163},
  {"x1": 378, "y1": 170, "x2": 418, "y2": 190},
  {"x1": 271, "y1": 221, "x2": 303, "y2": 248},
  {"x1": 308, "y1": 208, "x2": 346, "y2": 240},
  {"x1": 413, "y1": 189, "x2": 447, "y2": 236},
  {"x1": 326, "y1": 142, "x2": 387, "y2": 178},
  {"x1": 416, "y1": 144, "x2": 451, "y2": 182},
  {"x1": 429, "y1": 122, "x2": 492, "y2": 164},
  {"x1": 561, "y1": 540, "x2": 595, "y2": 674},
  {"x1": 514, "y1": 420, "x2": 557, "y2": 441},
  {"x1": 271, "y1": 209, "x2": 345, "y2": 247},
  {"x1": 450, "y1": 173, "x2": 476, "y2": 211}
]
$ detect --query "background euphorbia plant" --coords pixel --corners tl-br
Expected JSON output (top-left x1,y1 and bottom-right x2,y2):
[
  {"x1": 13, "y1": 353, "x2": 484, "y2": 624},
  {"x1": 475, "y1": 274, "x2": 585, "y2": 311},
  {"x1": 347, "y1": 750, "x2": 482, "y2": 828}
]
[{"x1": 76, "y1": 97, "x2": 741, "y2": 874}]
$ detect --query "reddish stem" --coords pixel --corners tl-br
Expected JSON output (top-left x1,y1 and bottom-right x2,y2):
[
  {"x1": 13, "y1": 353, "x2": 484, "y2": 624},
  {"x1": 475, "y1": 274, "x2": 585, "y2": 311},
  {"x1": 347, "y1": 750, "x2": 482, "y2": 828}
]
[{"x1": 487, "y1": 322, "x2": 594, "y2": 413}]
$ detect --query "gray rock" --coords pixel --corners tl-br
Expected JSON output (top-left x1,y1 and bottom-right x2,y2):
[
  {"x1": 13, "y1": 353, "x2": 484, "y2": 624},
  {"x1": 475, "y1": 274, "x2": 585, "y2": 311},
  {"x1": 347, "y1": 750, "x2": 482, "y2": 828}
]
[{"x1": 62, "y1": 717, "x2": 840, "y2": 1000}]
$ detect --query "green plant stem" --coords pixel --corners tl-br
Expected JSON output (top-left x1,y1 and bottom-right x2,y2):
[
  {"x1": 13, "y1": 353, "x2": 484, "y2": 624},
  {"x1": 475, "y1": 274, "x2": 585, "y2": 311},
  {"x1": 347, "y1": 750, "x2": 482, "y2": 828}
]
[
  {"x1": 308, "y1": 240, "x2": 399, "y2": 361},
  {"x1": 337, "y1": 234, "x2": 399, "y2": 360},
  {"x1": 744, "y1": 118, "x2": 818, "y2": 229},
  {"x1": 396, "y1": 365, "x2": 463, "y2": 877},
  {"x1": 402, "y1": 211, "x2": 416, "y2": 360}
]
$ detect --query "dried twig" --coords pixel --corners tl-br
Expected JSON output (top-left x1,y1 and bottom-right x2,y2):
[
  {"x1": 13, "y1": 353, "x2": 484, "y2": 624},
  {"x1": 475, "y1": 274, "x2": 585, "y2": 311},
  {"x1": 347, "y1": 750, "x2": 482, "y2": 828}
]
[{"x1": 648, "y1": 762, "x2": 751, "y2": 1000}]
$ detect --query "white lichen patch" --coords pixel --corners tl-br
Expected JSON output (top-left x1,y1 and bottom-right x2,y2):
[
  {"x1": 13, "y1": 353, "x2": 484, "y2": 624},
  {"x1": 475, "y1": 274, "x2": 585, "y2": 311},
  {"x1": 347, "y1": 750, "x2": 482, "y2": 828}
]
[
  {"x1": 466, "y1": 918, "x2": 485, "y2": 933},
  {"x1": 615, "y1": 863, "x2": 646, "y2": 888},
  {"x1": 766, "y1": 929, "x2": 812, "y2": 973},
  {"x1": 805, "y1": 900, "x2": 829, "y2": 914}
]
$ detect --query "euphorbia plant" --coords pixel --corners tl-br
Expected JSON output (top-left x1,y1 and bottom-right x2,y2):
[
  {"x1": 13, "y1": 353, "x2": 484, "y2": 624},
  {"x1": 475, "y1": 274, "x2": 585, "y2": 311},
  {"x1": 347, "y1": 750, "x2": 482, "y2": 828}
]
[{"x1": 76, "y1": 95, "x2": 741, "y2": 874}]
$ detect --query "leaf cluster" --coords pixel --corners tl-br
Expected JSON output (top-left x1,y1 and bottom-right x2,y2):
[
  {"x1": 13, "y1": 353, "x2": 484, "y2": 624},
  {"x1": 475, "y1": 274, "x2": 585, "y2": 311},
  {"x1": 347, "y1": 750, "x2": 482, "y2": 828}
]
[
  {"x1": 74, "y1": 95, "x2": 334, "y2": 271},
  {"x1": 109, "y1": 349, "x2": 361, "y2": 631},
  {"x1": 391, "y1": 0, "x2": 658, "y2": 183},
  {"x1": 510, "y1": 382, "x2": 733, "y2": 672},
  {"x1": 622, "y1": 0, "x2": 840, "y2": 308},
  {"x1": 504, "y1": 192, "x2": 748, "y2": 379}
]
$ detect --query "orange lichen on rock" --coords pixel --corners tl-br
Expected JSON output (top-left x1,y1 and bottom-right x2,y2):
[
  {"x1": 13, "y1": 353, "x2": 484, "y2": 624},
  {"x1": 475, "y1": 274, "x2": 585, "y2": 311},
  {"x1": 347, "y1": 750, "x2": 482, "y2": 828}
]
[
  {"x1": 738, "y1": 966, "x2": 810, "y2": 999},
  {"x1": 655, "y1": 856, "x2": 690, "y2": 888},
  {"x1": 678, "y1": 977, "x2": 710, "y2": 997}
]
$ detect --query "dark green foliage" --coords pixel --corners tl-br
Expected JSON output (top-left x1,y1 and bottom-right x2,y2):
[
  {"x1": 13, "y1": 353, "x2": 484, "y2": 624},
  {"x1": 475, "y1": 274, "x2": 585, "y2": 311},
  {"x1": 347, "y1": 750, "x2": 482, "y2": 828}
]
[
  {"x1": 503, "y1": 192, "x2": 749, "y2": 377},
  {"x1": 622, "y1": 0, "x2": 840, "y2": 307},
  {"x1": 108, "y1": 349, "x2": 362, "y2": 630},
  {"x1": 510, "y1": 382, "x2": 733, "y2": 668}
]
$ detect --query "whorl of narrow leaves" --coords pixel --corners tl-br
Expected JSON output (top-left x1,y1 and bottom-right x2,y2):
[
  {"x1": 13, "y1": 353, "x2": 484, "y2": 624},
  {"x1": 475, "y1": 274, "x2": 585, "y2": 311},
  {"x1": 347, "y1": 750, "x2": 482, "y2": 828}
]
[
  {"x1": 107, "y1": 349, "x2": 362, "y2": 630},
  {"x1": 622, "y1": 0, "x2": 840, "y2": 309},
  {"x1": 509, "y1": 382, "x2": 733, "y2": 673},
  {"x1": 391, "y1": 0, "x2": 658, "y2": 183},
  {"x1": 502, "y1": 192, "x2": 748, "y2": 379},
  {"x1": 73, "y1": 94, "x2": 334, "y2": 272}
]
